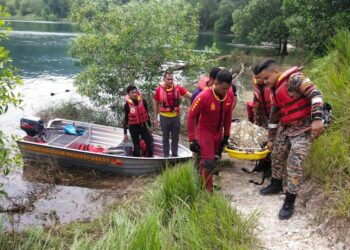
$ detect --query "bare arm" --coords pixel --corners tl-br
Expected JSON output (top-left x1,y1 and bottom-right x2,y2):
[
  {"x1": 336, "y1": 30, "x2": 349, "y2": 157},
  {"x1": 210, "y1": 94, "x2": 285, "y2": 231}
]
[
  {"x1": 153, "y1": 101, "x2": 159, "y2": 127},
  {"x1": 184, "y1": 91, "x2": 192, "y2": 99}
]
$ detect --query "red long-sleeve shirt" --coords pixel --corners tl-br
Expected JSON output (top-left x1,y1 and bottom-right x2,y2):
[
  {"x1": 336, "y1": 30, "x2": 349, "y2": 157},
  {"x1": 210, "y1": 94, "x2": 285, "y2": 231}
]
[{"x1": 187, "y1": 87, "x2": 234, "y2": 141}]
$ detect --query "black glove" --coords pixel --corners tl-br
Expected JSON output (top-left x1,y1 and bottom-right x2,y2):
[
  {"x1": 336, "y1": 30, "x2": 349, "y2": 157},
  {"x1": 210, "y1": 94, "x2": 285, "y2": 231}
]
[
  {"x1": 221, "y1": 135, "x2": 229, "y2": 146},
  {"x1": 215, "y1": 136, "x2": 230, "y2": 160},
  {"x1": 189, "y1": 140, "x2": 200, "y2": 154}
]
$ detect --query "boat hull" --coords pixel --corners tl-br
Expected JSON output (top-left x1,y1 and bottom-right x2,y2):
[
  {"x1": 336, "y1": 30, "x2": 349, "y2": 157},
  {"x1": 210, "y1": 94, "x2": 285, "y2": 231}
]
[{"x1": 17, "y1": 118, "x2": 192, "y2": 175}]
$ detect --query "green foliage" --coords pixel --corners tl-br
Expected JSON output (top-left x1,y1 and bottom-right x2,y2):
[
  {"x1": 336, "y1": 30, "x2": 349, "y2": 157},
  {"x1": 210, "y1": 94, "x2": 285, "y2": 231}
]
[
  {"x1": 0, "y1": 7, "x2": 23, "y2": 183},
  {"x1": 283, "y1": 0, "x2": 350, "y2": 54},
  {"x1": 214, "y1": 0, "x2": 249, "y2": 33},
  {"x1": 305, "y1": 30, "x2": 350, "y2": 218},
  {"x1": 195, "y1": 0, "x2": 220, "y2": 31},
  {"x1": 2, "y1": 0, "x2": 73, "y2": 20},
  {"x1": 0, "y1": 161, "x2": 258, "y2": 249},
  {"x1": 69, "y1": 0, "x2": 216, "y2": 107},
  {"x1": 232, "y1": 0, "x2": 289, "y2": 54}
]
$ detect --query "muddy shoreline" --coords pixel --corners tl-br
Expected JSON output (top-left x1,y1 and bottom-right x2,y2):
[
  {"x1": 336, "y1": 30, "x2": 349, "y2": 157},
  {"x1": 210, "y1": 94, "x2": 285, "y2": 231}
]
[{"x1": 0, "y1": 162, "x2": 154, "y2": 231}]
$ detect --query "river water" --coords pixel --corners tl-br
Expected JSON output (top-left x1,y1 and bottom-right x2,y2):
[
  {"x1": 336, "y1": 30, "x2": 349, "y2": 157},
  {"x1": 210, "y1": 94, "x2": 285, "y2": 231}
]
[{"x1": 0, "y1": 20, "x2": 301, "y2": 231}]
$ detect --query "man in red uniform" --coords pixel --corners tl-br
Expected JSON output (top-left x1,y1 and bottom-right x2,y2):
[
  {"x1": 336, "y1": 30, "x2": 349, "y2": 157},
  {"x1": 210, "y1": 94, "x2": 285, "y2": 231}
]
[
  {"x1": 187, "y1": 70, "x2": 234, "y2": 192},
  {"x1": 153, "y1": 70, "x2": 191, "y2": 157},
  {"x1": 123, "y1": 85, "x2": 153, "y2": 157}
]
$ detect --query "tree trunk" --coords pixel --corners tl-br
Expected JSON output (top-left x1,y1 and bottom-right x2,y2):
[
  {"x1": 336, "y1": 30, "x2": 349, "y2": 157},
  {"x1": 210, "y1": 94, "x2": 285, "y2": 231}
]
[
  {"x1": 278, "y1": 39, "x2": 282, "y2": 52},
  {"x1": 281, "y1": 39, "x2": 288, "y2": 55}
]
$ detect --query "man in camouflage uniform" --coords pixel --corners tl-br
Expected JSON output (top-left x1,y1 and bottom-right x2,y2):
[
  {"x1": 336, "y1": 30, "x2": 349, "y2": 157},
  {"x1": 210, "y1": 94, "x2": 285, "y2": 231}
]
[{"x1": 257, "y1": 60, "x2": 324, "y2": 220}]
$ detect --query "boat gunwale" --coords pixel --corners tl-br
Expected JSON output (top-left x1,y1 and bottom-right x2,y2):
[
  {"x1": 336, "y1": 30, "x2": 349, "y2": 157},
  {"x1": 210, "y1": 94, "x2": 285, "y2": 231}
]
[{"x1": 17, "y1": 139, "x2": 191, "y2": 160}]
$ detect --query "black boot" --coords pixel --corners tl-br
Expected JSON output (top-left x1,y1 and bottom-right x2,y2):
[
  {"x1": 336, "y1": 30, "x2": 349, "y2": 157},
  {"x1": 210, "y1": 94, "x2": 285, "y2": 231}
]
[
  {"x1": 279, "y1": 192, "x2": 297, "y2": 220},
  {"x1": 259, "y1": 178, "x2": 283, "y2": 195}
]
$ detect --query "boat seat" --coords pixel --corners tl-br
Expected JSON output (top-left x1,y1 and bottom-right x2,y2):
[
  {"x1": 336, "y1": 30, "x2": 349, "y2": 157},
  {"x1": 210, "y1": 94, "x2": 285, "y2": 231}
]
[{"x1": 48, "y1": 134, "x2": 81, "y2": 147}]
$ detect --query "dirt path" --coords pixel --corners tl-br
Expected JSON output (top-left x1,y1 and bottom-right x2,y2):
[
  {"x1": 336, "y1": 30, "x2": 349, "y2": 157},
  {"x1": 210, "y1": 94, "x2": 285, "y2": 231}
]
[{"x1": 219, "y1": 158, "x2": 345, "y2": 250}]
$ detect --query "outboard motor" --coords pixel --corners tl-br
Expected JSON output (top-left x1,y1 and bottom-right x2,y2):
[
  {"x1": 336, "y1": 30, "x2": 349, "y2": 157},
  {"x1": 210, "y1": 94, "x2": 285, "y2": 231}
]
[{"x1": 20, "y1": 117, "x2": 45, "y2": 137}]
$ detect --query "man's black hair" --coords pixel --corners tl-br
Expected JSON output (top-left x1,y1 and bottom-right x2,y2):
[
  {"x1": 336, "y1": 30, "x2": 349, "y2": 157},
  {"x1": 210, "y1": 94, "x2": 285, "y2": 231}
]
[
  {"x1": 252, "y1": 64, "x2": 260, "y2": 75},
  {"x1": 126, "y1": 85, "x2": 137, "y2": 93},
  {"x1": 257, "y1": 59, "x2": 276, "y2": 73},
  {"x1": 215, "y1": 69, "x2": 232, "y2": 84},
  {"x1": 209, "y1": 67, "x2": 222, "y2": 79},
  {"x1": 163, "y1": 70, "x2": 173, "y2": 78}
]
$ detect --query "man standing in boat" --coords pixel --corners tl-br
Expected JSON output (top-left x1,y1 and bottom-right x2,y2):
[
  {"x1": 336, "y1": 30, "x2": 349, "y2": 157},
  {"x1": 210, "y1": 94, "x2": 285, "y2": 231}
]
[
  {"x1": 123, "y1": 85, "x2": 153, "y2": 157},
  {"x1": 257, "y1": 60, "x2": 324, "y2": 219},
  {"x1": 153, "y1": 70, "x2": 191, "y2": 157},
  {"x1": 187, "y1": 70, "x2": 234, "y2": 192}
]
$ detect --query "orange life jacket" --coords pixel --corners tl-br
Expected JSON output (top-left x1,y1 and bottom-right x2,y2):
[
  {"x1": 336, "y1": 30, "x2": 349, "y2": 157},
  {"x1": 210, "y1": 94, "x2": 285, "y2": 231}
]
[
  {"x1": 197, "y1": 76, "x2": 210, "y2": 90},
  {"x1": 271, "y1": 67, "x2": 311, "y2": 124},
  {"x1": 125, "y1": 94, "x2": 149, "y2": 125},
  {"x1": 159, "y1": 82, "x2": 181, "y2": 112}
]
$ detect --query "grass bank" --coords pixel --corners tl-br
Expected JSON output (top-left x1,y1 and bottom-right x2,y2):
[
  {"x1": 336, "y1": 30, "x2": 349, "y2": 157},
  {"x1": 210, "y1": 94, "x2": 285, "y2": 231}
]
[
  {"x1": 305, "y1": 30, "x2": 350, "y2": 218},
  {"x1": 1, "y1": 161, "x2": 258, "y2": 249}
]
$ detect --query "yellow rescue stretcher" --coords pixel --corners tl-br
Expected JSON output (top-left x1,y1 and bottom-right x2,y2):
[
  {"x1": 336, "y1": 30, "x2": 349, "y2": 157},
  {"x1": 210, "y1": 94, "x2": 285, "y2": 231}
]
[{"x1": 224, "y1": 145, "x2": 271, "y2": 160}]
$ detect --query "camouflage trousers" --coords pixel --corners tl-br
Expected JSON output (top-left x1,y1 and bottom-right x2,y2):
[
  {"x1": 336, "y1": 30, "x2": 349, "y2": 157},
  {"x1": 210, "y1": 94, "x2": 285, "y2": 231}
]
[{"x1": 271, "y1": 130, "x2": 312, "y2": 194}]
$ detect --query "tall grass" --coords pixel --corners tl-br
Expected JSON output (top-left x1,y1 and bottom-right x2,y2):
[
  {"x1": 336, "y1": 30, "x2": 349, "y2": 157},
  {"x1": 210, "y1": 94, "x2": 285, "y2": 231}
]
[
  {"x1": 305, "y1": 30, "x2": 350, "y2": 218},
  {"x1": 148, "y1": 163, "x2": 201, "y2": 223},
  {"x1": 1, "y1": 161, "x2": 258, "y2": 249}
]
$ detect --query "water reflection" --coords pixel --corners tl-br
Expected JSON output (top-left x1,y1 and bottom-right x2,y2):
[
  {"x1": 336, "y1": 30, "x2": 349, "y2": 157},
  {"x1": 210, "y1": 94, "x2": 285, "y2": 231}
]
[{"x1": 4, "y1": 19, "x2": 79, "y2": 33}]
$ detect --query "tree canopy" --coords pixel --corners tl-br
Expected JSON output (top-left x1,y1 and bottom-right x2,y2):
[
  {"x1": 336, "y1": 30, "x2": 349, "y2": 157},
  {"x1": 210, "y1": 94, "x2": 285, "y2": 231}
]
[
  {"x1": 70, "y1": 0, "x2": 216, "y2": 107},
  {"x1": 214, "y1": 0, "x2": 248, "y2": 33},
  {"x1": 283, "y1": 0, "x2": 350, "y2": 54},
  {"x1": 232, "y1": 0, "x2": 289, "y2": 54},
  {"x1": 2, "y1": 0, "x2": 72, "y2": 20}
]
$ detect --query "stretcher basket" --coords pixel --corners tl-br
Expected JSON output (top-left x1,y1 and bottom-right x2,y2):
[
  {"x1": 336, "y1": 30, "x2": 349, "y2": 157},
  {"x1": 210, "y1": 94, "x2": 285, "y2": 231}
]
[{"x1": 224, "y1": 145, "x2": 271, "y2": 160}]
